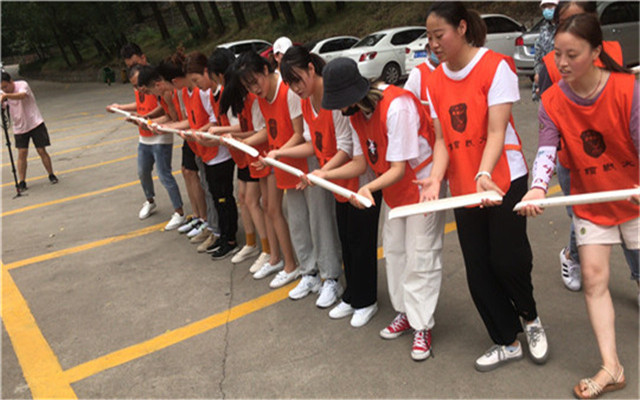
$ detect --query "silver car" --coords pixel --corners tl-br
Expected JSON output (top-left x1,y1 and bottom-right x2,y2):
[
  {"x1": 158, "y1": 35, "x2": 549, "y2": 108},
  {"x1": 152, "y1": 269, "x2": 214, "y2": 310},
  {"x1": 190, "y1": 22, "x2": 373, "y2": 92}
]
[
  {"x1": 514, "y1": 1, "x2": 640, "y2": 78},
  {"x1": 305, "y1": 36, "x2": 359, "y2": 63}
]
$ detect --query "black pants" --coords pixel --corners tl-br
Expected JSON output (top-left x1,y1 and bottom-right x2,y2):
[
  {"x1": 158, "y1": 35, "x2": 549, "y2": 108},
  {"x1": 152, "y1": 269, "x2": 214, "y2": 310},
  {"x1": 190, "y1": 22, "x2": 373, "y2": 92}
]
[
  {"x1": 336, "y1": 191, "x2": 382, "y2": 309},
  {"x1": 453, "y1": 176, "x2": 537, "y2": 345},
  {"x1": 205, "y1": 158, "x2": 237, "y2": 243}
]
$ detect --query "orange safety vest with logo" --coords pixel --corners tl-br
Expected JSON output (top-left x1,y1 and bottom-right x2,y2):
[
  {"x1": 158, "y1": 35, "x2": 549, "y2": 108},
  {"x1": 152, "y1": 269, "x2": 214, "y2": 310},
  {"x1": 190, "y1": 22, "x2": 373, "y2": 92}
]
[
  {"x1": 541, "y1": 72, "x2": 638, "y2": 226},
  {"x1": 182, "y1": 87, "x2": 219, "y2": 163},
  {"x1": 257, "y1": 81, "x2": 309, "y2": 189},
  {"x1": 159, "y1": 90, "x2": 183, "y2": 121},
  {"x1": 301, "y1": 98, "x2": 360, "y2": 202},
  {"x1": 135, "y1": 89, "x2": 158, "y2": 137},
  {"x1": 240, "y1": 93, "x2": 270, "y2": 179},
  {"x1": 350, "y1": 85, "x2": 434, "y2": 208},
  {"x1": 210, "y1": 86, "x2": 246, "y2": 168},
  {"x1": 428, "y1": 50, "x2": 524, "y2": 197},
  {"x1": 543, "y1": 40, "x2": 624, "y2": 85}
]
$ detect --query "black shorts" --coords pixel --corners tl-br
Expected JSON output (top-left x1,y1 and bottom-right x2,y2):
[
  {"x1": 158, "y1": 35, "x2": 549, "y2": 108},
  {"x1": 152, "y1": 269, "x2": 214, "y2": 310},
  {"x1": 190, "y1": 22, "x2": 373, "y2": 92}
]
[
  {"x1": 237, "y1": 166, "x2": 258, "y2": 182},
  {"x1": 14, "y1": 123, "x2": 50, "y2": 149},
  {"x1": 181, "y1": 140, "x2": 198, "y2": 171}
]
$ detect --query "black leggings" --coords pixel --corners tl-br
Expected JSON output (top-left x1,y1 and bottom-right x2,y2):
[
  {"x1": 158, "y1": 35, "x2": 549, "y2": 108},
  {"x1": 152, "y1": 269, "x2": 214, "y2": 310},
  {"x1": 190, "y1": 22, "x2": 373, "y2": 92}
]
[
  {"x1": 336, "y1": 191, "x2": 382, "y2": 309},
  {"x1": 454, "y1": 176, "x2": 537, "y2": 345},
  {"x1": 205, "y1": 158, "x2": 238, "y2": 242}
]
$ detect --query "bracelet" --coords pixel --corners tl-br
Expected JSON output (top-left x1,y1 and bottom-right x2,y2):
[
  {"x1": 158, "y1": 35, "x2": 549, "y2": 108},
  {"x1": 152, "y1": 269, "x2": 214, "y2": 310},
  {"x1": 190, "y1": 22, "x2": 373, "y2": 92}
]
[{"x1": 474, "y1": 171, "x2": 492, "y2": 181}]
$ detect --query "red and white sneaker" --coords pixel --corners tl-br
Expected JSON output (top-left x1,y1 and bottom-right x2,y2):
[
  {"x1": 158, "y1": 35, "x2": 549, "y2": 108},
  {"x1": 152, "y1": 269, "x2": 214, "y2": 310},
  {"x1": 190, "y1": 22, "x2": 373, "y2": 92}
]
[
  {"x1": 411, "y1": 329, "x2": 432, "y2": 361},
  {"x1": 379, "y1": 313, "x2": 411, "y2": 339}
]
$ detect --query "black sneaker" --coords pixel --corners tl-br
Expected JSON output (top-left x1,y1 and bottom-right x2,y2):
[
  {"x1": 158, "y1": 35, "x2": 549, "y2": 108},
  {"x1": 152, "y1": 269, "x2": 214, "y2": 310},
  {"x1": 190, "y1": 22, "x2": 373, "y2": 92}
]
[
  {"x1": 205, "y1": 236, "x2": 224, "y2": 254},
  {"x1": 18, "y1": 181, "x2": 27, "y2": 191},
  {"x1": 211, "y1": 242, "x2": 239, "y2": 260},
  {"x1": 49, "y1": 174, "x2": 59, "y2": 184}
]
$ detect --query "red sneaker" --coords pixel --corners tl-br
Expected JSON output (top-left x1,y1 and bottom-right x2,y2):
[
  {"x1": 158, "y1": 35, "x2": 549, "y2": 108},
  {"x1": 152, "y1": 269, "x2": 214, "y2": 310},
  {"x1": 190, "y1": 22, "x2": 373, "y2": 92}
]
[
  {"x1": 411, "y1": 329, "x2": 432, "y2": 361},
  {"x1": 379, "y1": 313, "x2": 411, "y2": 339}
]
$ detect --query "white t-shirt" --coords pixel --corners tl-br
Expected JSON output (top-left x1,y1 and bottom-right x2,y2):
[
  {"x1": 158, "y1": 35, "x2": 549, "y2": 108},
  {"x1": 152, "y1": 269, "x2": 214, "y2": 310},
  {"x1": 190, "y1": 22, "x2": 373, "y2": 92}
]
[
  {"x1": 4, "y1": 80, "x2": 44, "y2": 134},
  {"x1": 302, "y1": 102, "x2": 354, "y2": 156},
  {"x1": 426, "y1": 47, "x2": 527, "y2": 181},
  {"x1": 250, "y1": 98, "x2": 266, "y2": 131},
  {"x1": 404, "y1": 60, "x2": 436, "y2": 100}
]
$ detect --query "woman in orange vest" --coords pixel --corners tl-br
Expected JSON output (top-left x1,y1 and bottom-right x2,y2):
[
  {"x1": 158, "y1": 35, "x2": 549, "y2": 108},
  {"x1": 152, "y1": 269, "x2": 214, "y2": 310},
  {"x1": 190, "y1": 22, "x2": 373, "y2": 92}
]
[
  {"x1": 537, "y1": 0, "x2": 637, "y2": 295},
  {"x1": 404, "y1": 41, "x2": 439, "y2": 103},
  {"x1": 202, "y1": 49, "x2": 272, "y2": 271},
  {"x1": 420, "y1": 1, "x2": 548, "y2": 372},
  {"x1": 519, "y1": 14, "x2": 638, "y2": 399},
  {"x1": 322, "y1": 56, "x2": 446, "y2": 360},
  {"x1": 279, "y1": 46, "x2": 376, "y2": 314},
  {"x1": 235, "y1": 51, "x2": 302, "y2": 289}
]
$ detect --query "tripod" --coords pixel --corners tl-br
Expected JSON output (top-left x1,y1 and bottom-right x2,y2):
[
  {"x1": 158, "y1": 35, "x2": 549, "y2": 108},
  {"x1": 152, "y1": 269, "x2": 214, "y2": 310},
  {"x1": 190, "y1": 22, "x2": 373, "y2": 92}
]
[{"x1": 2, "y1": 104, "x2": 23, "y2": 197}]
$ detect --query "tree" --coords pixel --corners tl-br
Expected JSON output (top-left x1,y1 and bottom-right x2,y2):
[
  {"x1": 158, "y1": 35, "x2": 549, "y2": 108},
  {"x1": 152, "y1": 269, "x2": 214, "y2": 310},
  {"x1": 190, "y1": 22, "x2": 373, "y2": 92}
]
[
  {"x1": 150, "y1": 2, "x2": 171, "y2": 41},
  {"x1": 208, "y1": 2, "x2": 226, "y2": 34},
  {"x1": 302, "y1": 2, "x2": 316, "y2": 27},
  {"x1": 231, "y1": 2, "x2": 247, "y2": 30},
  {"x1": 176, "y1": 2, "x2": 199, "y2": 40},
  {"x1": 279, "y1": 2, "x2": 296, "y2": 25},
  {"x1": 192, "y1": 2, "x2": 210, "y2": 35},
  {"x1": 267, "y1": 2, "x2": 280, "y2": 21},
  {"x1": 336, "y1": 1, "x2": 346, "y2": 12}
]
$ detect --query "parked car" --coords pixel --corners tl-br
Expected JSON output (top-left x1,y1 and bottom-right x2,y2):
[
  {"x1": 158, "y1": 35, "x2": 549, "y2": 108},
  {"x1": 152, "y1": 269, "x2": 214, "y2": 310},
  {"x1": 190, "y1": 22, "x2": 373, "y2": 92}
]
[
  {"x1": 514, "y1": 1, "x2": 640, "y2": 78},
  {"x1": 340, "y1": 26, "x2": 426, "y2": 84},
  {"x1": 405, "y1": 14, "x2": 525, "y2": 74},
  {"x1": 217, "y1": 40, "x2": 272, "y2": 57},
  {"x1": 305, "y1": 36, "x2": 360, "y2": 62}
]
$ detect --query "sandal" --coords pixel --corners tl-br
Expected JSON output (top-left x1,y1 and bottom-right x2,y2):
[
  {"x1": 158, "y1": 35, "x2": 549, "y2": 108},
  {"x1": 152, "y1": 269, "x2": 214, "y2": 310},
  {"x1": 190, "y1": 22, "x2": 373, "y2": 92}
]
[{"x1": 573, "y1": 365, "x2": 626, "y2": 399}]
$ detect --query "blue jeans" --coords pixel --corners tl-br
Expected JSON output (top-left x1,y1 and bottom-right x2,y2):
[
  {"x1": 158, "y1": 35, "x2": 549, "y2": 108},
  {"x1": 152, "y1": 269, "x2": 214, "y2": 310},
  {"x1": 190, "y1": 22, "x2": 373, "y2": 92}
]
[
  {"x1": 557, "y1": 160, "x2": 638, "y2": 280},
  {"x1": 138, "y1": 143, "x2": 183, "y2": 210}
]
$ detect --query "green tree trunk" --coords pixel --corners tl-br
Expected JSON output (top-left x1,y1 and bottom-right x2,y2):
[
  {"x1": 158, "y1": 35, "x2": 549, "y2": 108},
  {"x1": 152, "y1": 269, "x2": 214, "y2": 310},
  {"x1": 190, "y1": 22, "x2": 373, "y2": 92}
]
[
  {"x1": 193, "y1": 2, "x2": 210, "y2": 35},
  {"x1": 267, "y1": 2, "x2": 280, "y2": 21},
  {"x1": 303, "y1": 2, "x2": 316, "y2": 27},
  {"x1": 208, "y1": 2, "x2": 226, "y2": 34},
  {"x1": 279, "y1": 2, "x2": 295, "y2": 25},
  {"x1": 176, "y1": 2, "x2": 199, "y2": 39},
  {"x1": 231, "y1": 2, "x2": 247, "y2": 30},
  {"x1": 150, "y1": 2, "x2": 171, "y2": 41}
]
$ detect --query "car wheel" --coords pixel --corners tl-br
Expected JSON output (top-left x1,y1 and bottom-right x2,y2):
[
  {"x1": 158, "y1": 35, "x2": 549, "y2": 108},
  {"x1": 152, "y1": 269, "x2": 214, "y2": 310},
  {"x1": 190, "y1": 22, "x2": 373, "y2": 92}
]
[{"x1": 381, "y1": 63, "x2": 401, "y2": 85}]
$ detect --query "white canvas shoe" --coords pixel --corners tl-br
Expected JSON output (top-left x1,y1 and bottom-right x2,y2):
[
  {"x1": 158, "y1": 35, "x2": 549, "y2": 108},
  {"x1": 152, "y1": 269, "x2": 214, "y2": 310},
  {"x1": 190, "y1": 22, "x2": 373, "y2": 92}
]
[{"x1": 138, "y1": 201, "x2": 156, "y2": 219}]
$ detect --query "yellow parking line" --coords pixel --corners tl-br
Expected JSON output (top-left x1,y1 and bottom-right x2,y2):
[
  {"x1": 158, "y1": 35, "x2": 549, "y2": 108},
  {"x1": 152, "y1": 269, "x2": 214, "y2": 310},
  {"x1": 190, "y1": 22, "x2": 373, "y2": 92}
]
[
  {"x1": 1, "y1": 136, "x2": 137, "y2": 168},
  {"x1": 2, "y1": 171, "x2": 181, "y2": 217},
  {"x1": 2, "y1": 265, "x2": 77, "y2": 398},
  {"x1": 3, "y1": 223, "x2": 166, "y2": 270},
  {"x1": 62, "y1": 281, "x2": 298, "y2": 384}
]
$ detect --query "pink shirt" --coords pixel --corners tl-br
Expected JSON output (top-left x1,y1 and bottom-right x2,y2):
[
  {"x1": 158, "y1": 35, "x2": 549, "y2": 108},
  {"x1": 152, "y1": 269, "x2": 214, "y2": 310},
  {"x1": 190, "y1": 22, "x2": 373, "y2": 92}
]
[{"x1": 4, "y1": 81, "x2": 44, "y2": 134}]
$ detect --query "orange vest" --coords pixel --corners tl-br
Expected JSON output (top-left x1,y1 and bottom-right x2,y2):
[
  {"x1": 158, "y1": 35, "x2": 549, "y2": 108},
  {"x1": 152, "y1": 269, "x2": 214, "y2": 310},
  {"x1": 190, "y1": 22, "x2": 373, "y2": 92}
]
[
  {"x1": 257, "y1": 81, "x2": 309, "y2": 189},
  {"x1": 240, "y1": 93, "x2": 271, "y2": 179},
  {"x1": 159, "y1": 90, "x2": 183, "y2": 121},
  {"x1": 541, "y1": 72, "x2": 638, "y2": 226},
  {"x1": 301, "y1": 98, "x2": 360, "y2": 202},
  {"x1": 543, "y1": 40, "x2": 624, "y2": 84},
  {"x1": 350, "y1": 85, "x2": 434, "y2": 208},
  {"x1": 134, "y1": 89, "x2": 158, "y2": 137},
  {"x1": 211, "y1": 86, "x2": 246, "y2": 169},
  {"x1": 182, "y1": 87, "x2": 218, "y2": 163},
  {"x1": 428, "y1": 50, "x2": 524, "y2": 197}
]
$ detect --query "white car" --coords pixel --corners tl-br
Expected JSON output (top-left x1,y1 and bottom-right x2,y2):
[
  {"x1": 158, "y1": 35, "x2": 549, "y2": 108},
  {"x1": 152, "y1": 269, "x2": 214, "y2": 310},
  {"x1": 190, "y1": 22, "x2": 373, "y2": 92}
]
[
  {"x1": 216, "y1": 39, "x2": 272, "y2": 57},
  {"x1": 340, "y1": 26, "x2": 426, "y2": 84},
  {"x1": 405, "y1": 14, "x2": 525, "y2": 74},
  {"x1": 306, "y1": 36, "x2": 360, "y2": 63}
]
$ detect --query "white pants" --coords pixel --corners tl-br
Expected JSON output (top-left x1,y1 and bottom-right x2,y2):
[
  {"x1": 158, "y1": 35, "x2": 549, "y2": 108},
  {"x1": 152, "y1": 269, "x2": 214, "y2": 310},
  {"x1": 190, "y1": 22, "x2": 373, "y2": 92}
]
[
  {"x1": 382, "y1": 184, "x2": 447, "y2": 331},
  {"x1": 286, "y1": 156, "x2": 342, "y2": 280}
]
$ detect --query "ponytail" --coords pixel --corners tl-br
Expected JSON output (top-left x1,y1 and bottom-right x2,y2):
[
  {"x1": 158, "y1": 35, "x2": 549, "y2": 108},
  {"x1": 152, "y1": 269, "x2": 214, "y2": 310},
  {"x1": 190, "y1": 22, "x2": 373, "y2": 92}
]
[
  {"x1": 427, "y1": 2, "x2": 486, "y2": 47},
  {"x1": 220, "y1": 61, "x2": 248, "y2": 117},
  {"x1": 598, "y1": 49, "x2": 630, "y2": 74},
  {"x1": 158, "y1": 47, "x2": 187, "y2": 81}
]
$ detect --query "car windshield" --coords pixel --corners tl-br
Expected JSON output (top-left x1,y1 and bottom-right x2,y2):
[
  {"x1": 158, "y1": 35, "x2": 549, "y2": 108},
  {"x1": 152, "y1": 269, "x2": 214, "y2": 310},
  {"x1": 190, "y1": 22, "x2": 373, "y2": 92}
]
[{"x1": 353, "y1": 34, "x2": 385, "y2": 48}]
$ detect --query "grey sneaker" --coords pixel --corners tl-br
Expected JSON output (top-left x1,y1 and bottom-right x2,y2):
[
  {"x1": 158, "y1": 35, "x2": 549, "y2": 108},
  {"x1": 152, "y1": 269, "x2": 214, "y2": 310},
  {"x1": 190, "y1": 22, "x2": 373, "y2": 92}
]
[
  {"x1": 522, "y1": 317, "x2": 549, "y2": 364},
  {"x1": 474, "y1": 343, "x2": 523, "y2": 372}
]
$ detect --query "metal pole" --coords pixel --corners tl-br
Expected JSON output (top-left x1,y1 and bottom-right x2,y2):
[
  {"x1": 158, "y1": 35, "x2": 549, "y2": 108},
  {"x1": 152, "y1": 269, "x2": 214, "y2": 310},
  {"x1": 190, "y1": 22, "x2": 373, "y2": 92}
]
[{"x1": 2, "y1": 104, "x2": 23, "y2": 197}]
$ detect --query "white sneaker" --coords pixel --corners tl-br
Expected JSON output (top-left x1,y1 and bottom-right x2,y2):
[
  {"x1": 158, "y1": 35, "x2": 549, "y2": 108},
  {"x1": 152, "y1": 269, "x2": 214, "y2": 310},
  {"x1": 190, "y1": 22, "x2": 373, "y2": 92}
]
[
  {"x1": 178, "y1": 218, "x2": 199, "y2": 234},
  {"x1": 138, "y1": 201, "x2": 156, "y2": 219},
  {"x1": 560, "y1": 247, "x2": 582, "y2": 291},
  {"x1": 253, "y1": 260, "x2": 284, "y2": 280},
  {"x1": 289, "y1": 274, "x2": 322, "y2": 300},
  {"x1": 164, "y1": 213, "x2": 185, "y2": 231},
  {"x1": 329, "y1": 301, "x2": 355, "y2": 319},
  {"x1": 269, "y1": 269, "x2": 300, "y2": 289},
  {"x1": 316, "y1": 279, "x2": 343, "y2": 308},
  {"x1": 230, "y1": 244, "x2": 260, "y2": 264},
  {"x1": 474, "y1": 343, "x2": 523, "y2": 372},
  {"x1": 350, "y1": 303, "x2": 378, "y2": 328},
  {"x1": 522, "y1": 317, "x2": 549, "y2": 364},
  {"x1": 186, "y1": 220, "x2": 207, "y2": 238},
  {"x1": 249, "y1": 252, "x2": 270, "y2": 274}
]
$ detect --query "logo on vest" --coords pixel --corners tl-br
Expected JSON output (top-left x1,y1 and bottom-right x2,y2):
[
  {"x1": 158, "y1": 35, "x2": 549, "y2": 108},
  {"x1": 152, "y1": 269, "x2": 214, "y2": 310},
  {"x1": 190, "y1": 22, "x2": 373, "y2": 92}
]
[
  {"x1": 449, "y1": 103, "x2": 467, "y2": 133},
  {"x1": 315, "y1": 132, "x2": 323, "y2": 152},
  {"x1": 268, "y1": 119, "x2": 278, "y2": 140},
  {"x1": 580, "y1": 130, "x2": 606, "y2": 158},
  {"x1": 239, "y1": 116, "x2": 249, "y2": 133},
  {"x1": 367, "y1": 139, "x2": 378, "y2": 164}
]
